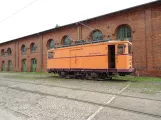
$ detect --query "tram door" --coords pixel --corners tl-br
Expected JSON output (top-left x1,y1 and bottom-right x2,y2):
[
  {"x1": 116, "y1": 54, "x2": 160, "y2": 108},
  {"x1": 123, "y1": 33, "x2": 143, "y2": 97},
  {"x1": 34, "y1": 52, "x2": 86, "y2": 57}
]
[{"x1": 108, "y1": 45, "x2": 116, "y2": 68}]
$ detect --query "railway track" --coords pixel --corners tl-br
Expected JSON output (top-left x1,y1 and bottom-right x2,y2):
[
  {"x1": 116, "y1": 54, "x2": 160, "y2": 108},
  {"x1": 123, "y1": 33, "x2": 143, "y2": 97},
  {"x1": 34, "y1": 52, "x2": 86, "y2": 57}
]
[
  {"x1": 0, "y1": 78, "x2": 161, "y2": 102},
  {"x1": 0, "y1": 83, "x2": 160, "y2": 119},
  {"x1": 0, "y1": 78, "x2": 161, "y2": 119}
]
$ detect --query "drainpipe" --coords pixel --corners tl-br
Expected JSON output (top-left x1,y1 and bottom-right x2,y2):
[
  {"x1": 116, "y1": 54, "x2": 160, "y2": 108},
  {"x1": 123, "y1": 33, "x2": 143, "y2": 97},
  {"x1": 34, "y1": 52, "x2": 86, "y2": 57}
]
[
  {"x1": 15, "y1": 41, "x2": 16, "y2": 71},
  {"x1": 18, "y1": 41, "x2": 19, "y2": 71},
  {"x1": 41, "y1": 35, "x2": 43, "y2": 72},
  {"x1": 38, "y1": 33, "x2": 43, "y2": 72}
]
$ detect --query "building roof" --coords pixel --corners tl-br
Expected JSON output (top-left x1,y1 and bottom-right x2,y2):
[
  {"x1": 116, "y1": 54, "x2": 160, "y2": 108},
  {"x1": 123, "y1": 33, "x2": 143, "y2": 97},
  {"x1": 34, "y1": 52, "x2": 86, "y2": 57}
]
[{"x1": 0, "y1": 0, "x2": 160, "y2": 45}]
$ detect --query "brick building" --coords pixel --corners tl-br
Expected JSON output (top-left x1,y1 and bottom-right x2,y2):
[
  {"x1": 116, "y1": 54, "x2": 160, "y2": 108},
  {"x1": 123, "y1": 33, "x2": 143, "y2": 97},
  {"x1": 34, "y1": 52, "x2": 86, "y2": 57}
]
[{"x1": 0, "y1": 1, "x2": 161, "y2": 76}]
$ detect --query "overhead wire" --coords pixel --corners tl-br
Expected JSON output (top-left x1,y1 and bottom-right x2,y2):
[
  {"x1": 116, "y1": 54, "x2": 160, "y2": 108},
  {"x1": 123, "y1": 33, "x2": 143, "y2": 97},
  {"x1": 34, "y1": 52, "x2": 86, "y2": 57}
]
[
  {"x1": 78, "y1": 21, "x2": 95, "y2": 30},
  {"x1": 0, "y1": 0, "x2": 39, "y2": 24},
  {"x1": 0, "y1": 0, "x2": 99, "y2": 43},
  {"x1": 78, "y1": 21, "x2": 98, "y2": 41}
]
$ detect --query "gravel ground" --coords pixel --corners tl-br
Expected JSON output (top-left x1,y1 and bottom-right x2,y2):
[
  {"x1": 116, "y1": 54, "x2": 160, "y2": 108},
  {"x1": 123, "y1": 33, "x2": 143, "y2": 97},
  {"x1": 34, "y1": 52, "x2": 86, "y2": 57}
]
[{"x1": 0, "y1": 73, "x2": 161, "y2": 120}]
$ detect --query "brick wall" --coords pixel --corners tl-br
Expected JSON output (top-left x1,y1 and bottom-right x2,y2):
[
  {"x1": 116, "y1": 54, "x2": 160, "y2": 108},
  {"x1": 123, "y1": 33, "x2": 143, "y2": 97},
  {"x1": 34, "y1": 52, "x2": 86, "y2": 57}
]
[{"x1": 0, "y1": 41, "x2": 15, "y2": 71}]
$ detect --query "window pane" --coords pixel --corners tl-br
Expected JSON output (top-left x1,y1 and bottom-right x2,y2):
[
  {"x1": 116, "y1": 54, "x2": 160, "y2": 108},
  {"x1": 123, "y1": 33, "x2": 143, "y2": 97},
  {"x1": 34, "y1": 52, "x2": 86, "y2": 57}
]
[
  {"x1": 22, "y1": 45, "x2": 27, "y2": 54},
  {"x1": 23, "y1": 46, "x2": 25, "y2": 52},
  {"x1": 8, "y1": 48, "x2": 12, "y2": 55},
  {"x1": 118, "y1": 44, "x2": 124, "y2": 54},
  {"x1": 1, "y1": 50, "x2": 5, "y2": 56},
  {"x1": 92, "y1": 31, "x2": 103, "y2": 41},
  {"x1": 64, "y1": 36, "x2": 71, "y2": 46},
  {"x1": 117, "y1": 26, "x2": 132, "y2": 40},
  {"x1": 48, "y1": 52, "x2": 53, "y2": 59},
  {"x1": 32, "y1": 44, "x2": 36, "y2": 52},
  {"x1": 49, "y1": 40, "x2": 55, "y2": 49},
  {"x1": 32, "y1": 45, "x2": 34, "y2": 51}
]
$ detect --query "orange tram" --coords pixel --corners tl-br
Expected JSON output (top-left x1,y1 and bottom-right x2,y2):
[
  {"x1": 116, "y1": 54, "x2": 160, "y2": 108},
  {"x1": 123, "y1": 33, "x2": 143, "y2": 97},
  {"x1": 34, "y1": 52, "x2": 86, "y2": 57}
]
[{"x1": 47, "y1": 40, "x2": 135, "y2": 80}]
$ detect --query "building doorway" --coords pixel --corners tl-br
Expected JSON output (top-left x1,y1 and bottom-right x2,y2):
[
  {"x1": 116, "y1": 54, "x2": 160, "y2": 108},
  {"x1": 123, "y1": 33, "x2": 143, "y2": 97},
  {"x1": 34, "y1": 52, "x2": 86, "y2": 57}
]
[
  {"x1": 22, "y1": 59, "x2": 27, "y2": 72},
  {"x1": 8, "y1": 60, "x2": 12, "y2": 71},
  {"x1": 2, "y1": 61, "x2": 5, "y2": 71},
  {"x1": 31, "y1": 58, "x2": 37, "y2": 72}
]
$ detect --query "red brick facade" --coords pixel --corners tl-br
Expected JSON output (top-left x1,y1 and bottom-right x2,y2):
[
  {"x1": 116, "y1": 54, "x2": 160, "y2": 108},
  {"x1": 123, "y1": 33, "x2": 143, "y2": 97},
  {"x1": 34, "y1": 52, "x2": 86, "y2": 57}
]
[{"x1": 0, "y1": 1, "x2": 161, "y2": 76}]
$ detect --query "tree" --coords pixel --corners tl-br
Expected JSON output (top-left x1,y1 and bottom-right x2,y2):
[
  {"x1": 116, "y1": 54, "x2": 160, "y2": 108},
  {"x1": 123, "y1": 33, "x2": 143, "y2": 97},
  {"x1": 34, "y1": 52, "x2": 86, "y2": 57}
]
[{"x1": 55, "y1": 24, "x2": 59, "y2": 28}]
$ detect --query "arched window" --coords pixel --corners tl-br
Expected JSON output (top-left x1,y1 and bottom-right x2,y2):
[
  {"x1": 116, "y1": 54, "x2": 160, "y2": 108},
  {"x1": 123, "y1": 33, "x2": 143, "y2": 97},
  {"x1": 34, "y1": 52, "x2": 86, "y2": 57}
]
[
  {"x1": 116, "y1": 25, "x2": 132, "y2": 41},
  {"x1": 1, "y1": 49, "x2": 5, "y2": 57},
  {"x1": 48, "y1": 39, "x2": 55, "y2": 49},
  {"x1": 30, "y1": 43, "x2": 37, "y2": 53},
  {"x1": 62, "y1": 35, "x2": 71, "y2": 46},
  {"x1": 21, "y1": 45, "x2": 27, "y2": 55},
  {"x1": 92, "y1": 30, "x2": 103, "y2": 41},
  {"x1": 7, "y1": 48, "x2": 12, "y2": 56}
]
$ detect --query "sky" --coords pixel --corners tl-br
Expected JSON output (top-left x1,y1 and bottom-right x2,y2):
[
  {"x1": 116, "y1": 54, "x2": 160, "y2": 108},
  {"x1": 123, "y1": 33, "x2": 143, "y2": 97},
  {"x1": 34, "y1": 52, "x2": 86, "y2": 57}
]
[{"x1": 0, "y1": 0, "x2": 156, "y2": 43}]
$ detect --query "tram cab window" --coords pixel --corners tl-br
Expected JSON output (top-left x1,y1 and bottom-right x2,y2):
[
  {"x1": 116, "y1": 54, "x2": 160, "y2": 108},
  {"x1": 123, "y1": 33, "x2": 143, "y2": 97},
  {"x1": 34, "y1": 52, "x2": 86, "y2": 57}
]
[
  {"x1": 128, "y1": 44, "x2": 132, "y2": 54},
  {"x1": 48, "y1": 52, "x2": 53, "y2": 59},
  {"x1": 117, "y1": 44, "x2": 124, "y2": 54}
]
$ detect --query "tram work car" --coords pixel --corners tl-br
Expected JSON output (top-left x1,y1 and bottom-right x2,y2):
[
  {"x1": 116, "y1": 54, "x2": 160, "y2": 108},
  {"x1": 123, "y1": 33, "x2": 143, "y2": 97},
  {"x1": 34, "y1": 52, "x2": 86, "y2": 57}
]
[{"x1": 47, "y1": 40, "x2": 134, "y2": 79}]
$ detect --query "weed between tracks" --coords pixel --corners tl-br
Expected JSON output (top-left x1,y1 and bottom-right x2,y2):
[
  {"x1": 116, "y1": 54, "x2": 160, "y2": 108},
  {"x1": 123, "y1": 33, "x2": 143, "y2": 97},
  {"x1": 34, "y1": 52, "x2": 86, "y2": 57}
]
[
  {"x1": 113, "y1": 75, "x2": 161, "y2": 82},
  {"x1": 0, "y1": 72, "x2": 59, "y2": 80},
  {"x1": 113, "y1": 76, "x2": 161, "y2": 94}
]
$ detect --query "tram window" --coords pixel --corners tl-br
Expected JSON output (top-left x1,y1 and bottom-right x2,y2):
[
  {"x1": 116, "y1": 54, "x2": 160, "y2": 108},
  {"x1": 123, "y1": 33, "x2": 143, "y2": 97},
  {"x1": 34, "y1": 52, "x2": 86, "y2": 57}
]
[
  {"x1": 48, "y1": 52, "x2": 53, "y2": 59},
  {"x1": 128, "y1": 44, "x2": 132, "y2": 54},
  {"x1": 117, "y1": 44, "x2": 124, "y2": 54}
]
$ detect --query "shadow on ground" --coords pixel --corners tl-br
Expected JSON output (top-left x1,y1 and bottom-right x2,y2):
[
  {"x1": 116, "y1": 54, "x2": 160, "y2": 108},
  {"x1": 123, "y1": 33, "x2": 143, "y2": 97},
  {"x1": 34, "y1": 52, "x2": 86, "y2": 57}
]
[{"x1": 43, "y1": 75, "x2": 135, "y2": 83}]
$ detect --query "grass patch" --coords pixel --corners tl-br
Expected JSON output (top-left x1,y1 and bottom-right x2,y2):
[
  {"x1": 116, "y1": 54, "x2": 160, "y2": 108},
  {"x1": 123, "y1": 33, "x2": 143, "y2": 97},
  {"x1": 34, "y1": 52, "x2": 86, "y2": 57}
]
[
  {"x1": 113, "y1": 76, "x2": 161, "y2": 94},
  {"x1": 0, "y1": 71, "x2": 50, "y2": 75},
  {"x1": 1, "y1": 72, "x2": 161, "y2": 83},
  {"x1": 5, "y1": 75, "x2": 37, "y2": 80},
  {"x1": 113, "y1": 75, "x2": 161, "y2": 82},
  {"x1": 19, "y1": 72, "x2": 50, "y2": 75},
  {"x1": 0, "y1": 72, "x2": 58, "y2": 80}
]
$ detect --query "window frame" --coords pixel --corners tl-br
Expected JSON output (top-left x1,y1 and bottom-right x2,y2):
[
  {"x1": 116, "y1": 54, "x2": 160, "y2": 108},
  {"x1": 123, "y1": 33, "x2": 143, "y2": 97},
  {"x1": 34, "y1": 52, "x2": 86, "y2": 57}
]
[
  {"x1": 92, "y1": 30, "x2": 103, "y2": 41},
  {"x1": 49, "y1": 40, "x2": 55, "y2": 49},
  {"x1": 48, "y1": 52, "x2": 54, "y2": 59},
  {"x1": 21, "y1": 45, "x2": 27, "y2": 55},
  {"x1": 116, "y1": 26, "x2": 132, "y2": 41},
  {"x1": 1, "y1": 49, "x2": 5, "y2": 57},
  {"x1": 63, "y1": 36, "x2": 71, "y2": 46},
  {"x1": 7, "y1": 48, "x2": 12, "y2": 56},
  {"x1": 117, "y1": 44, "x2": 125, "y2": 54},
  {"x1": 31, "y1": 43, "x2": 37, "y2": 53}
]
